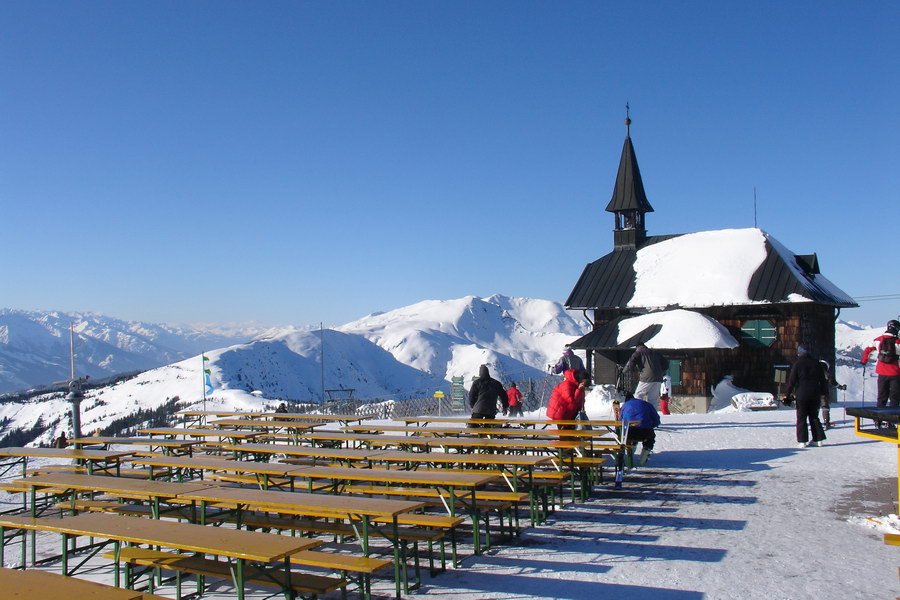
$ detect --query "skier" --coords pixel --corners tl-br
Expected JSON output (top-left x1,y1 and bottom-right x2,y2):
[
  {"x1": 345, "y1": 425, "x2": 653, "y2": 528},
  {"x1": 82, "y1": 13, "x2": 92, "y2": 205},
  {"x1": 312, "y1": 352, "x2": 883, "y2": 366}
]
[
  {"x1": 546, "y1": 369, "x2": 588, "y2": 424},
  {"x1": 784, "y1": 345, "x2": 828, "y2": 448},
  {"x1": 506, "y1": 382, "x2": 524, "y2": 417},
  {"x1": 623, "y1": 344, "x2": 669, "y2": 409},
  {"x1": 553, "y1": 348, "x2": 585, "y2": 375},
  {"x1": 467, "y1": 365, "x2": 508, "y2": 426},
  {"x1": 861, "y1": 320, "x2": 900, "y2": 426}
]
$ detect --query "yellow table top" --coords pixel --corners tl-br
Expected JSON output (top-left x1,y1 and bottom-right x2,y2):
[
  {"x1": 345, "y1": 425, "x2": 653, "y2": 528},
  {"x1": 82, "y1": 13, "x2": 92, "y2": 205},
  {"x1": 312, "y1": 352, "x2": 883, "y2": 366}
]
[
  {"x1": 0, "y1": 567, "x2": 143, "y2": 600},
  {"x1": 137, "y1": 428, "x2": 261, "y2": 439},
  {"x1": 227, "y1": 443, "x2": 384, "y2": 461},
  {"x1": 177, "y1": 410, "x2": 255, "y2": 417},
  {"x1": 0, "y1": 447, "x2": 134, "y2": 461},
  {"x1": 26, "y1": 512, "x2": 320, "y2": 561},
  {"x1": 131, "y1": 455, "x2": 309, "y2": 476},
  {"x1": 343, "y1": 424, "x2": 616, "y2": 439},
  {"x1": 293, "y1": 465, "x2": 499, "y2": 487},
  {"x1": 366, "y1": 450, "x2": 554, "y2": 467},
  {"x1": 261, "y1": 413, "x2": 370, "y2": 423},
  {"x1": 70, "y1": 436, "x2": 200, "y2": 448},
  {"x1": 16, "y1": 473, "x2": 215, "y2": 499},
  {"x1": 176, "y1": 485, "x2": 425, "y2": 518},
  {"x1": 209, "y1": 418, "x2": 320, "y2": 429},
  {"x1": 396, "y1": 416, "x2": 625, "y2": 427}
]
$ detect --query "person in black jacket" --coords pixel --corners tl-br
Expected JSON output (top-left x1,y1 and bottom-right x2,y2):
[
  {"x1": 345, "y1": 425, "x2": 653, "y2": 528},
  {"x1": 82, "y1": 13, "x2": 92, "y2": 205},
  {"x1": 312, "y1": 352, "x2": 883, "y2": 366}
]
[
  {"x1": 784, "y1": 345, "x2": 828, "y2": 448},
  {"x1": 467, "y1": 364, "x2": 508, "y2": 426}
]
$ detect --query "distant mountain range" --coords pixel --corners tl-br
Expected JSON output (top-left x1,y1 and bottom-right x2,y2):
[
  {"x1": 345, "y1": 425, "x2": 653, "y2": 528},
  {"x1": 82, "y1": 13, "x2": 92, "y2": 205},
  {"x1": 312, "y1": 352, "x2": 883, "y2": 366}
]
[
  {"x1": 0, "y1": 296, "x2": 591, "y2": 446},
  {"x1": 0, "y1": 308, "x2": 269, "y2": 394}
]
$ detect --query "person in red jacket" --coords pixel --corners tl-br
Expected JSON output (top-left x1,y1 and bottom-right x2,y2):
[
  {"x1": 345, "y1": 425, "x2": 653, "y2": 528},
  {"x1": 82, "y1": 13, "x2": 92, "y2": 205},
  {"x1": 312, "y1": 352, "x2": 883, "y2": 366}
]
[
  {"x1": 546, "y1": 369, "x2": 588, "y2": 423},
  {"x1": 506, "y1": 382, "x2": 524, "y2": 417},
  {"x1": 862, "y1": 319, "x2": 900, "y2": 415}
]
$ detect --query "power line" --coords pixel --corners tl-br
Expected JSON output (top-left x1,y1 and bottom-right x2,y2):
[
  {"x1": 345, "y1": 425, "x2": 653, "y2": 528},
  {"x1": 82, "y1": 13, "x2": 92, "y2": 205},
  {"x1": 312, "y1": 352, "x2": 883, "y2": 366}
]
[{"x1": 854, "y1": 294, "x2": 900, "y2": 301}]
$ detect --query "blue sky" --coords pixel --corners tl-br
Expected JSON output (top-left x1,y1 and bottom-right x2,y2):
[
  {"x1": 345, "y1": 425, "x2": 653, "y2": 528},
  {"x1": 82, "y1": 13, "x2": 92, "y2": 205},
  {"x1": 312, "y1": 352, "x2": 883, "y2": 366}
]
[{"x1": 1, "y1": 2, "x2": 897, "y2": 328}]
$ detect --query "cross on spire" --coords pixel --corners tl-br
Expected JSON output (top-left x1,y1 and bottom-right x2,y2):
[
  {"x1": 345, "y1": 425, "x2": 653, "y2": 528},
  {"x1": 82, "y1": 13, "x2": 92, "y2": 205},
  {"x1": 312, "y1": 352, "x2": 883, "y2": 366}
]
[{"x1": 625, "y1": 102, "x2": 631, "y2": 137}]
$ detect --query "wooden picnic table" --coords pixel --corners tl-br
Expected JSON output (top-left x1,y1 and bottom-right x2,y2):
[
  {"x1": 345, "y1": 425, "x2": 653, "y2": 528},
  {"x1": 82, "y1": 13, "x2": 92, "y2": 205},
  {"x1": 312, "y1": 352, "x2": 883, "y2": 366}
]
[
  {"x1": 15, "y1": 473, "x2": 216, "y2": 519},
  {"x1": 0, "y1": 447, "x2": 134, "y2": 482},
  {"x1": 0, "y1": 512, "x2": 322, "y2": 600},
  {"x1": 289, "y1": 464, "x2": 498, "y2": 555},
  {"x1": 0, "y1": 566, "x2": 147, "y2": 600},
  {"x1": 224, "y1": 443, "x2": 384, "y2": 465},
  {"x1": 176, "y1": 409, "x2": 259, "y2": 427},
  {"x1": 136, "y1": 427, "x2": 262, "y2": 442},
  {"x1": 343, "y1": 423, "x2": 617, "y2": 441},
  {"x1": 257, "y1": 430, "x2": 590, "y2": 452},
  {"x1": 70, "y1": 436, "x2": 201, "y2": 456},
  {"x1": 396, "y1": 416, "x2": 626, "y2": 429},
  {"x1": 130, "y1": 455, "x2": 310, "y2": 490},
  {"x1": 209, "y1": 418, "x2": 323, "y2": 430},
  {"x1": 261, "y1": 412, "x2": 372, "y2": 426},
  {"x1": 175, "y1": 485, "x2": 423, "y2": 598}
]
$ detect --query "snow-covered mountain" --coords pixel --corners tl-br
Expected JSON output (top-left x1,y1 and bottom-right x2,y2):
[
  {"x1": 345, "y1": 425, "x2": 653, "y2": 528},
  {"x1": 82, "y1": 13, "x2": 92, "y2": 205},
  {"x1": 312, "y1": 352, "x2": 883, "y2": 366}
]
[
  {"x1": 0, "y1": 309, "x2": 267, "y2": 394},
  {"x1": 0, "y1": 295, "x2": 592, "y2": 446}
]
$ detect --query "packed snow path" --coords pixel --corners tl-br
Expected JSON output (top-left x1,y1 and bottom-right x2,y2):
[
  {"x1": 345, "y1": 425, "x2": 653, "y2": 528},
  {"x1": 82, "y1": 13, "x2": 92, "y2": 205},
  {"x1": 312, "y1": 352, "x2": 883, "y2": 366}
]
[{"x1": 410, "y1": 409, "x2": 899, "y2": 600}]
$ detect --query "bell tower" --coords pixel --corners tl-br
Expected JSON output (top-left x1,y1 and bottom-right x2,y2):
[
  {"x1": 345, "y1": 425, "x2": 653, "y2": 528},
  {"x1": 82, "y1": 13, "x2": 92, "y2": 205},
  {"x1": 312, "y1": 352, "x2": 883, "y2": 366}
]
[{"x1": 605, "y1": 111, "x2": 654, "y2": 249}]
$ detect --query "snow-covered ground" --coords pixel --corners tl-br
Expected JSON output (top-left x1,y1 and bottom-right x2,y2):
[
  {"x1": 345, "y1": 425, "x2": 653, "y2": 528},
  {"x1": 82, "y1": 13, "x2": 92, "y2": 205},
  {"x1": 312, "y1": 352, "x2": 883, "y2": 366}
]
[{"x1": 2, "y1": 401, "x2": 898, "y2": 599}]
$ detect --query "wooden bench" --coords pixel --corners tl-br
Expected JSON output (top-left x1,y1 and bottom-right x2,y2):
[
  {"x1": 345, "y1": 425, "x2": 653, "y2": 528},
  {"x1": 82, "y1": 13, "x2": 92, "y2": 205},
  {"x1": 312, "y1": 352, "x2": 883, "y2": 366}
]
[
  {"x1": 101, "y1": 547, "x2": 346, "y2": 598},
  {"x1": 235, "y1": 510, "x2": 463, "y2": 572}
]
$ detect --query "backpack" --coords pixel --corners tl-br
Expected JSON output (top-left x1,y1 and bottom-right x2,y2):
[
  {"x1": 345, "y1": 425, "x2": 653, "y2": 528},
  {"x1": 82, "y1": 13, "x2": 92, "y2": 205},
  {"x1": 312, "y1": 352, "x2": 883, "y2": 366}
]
[{"x1": 878, "y1": 337, "x2": 899, "y2": 364}]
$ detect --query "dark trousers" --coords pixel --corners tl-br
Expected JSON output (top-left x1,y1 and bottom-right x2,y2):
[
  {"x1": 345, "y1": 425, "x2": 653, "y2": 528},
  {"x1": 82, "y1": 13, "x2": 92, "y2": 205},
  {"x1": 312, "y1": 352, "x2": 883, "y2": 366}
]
[
  {"x1": 796, "y1": 396, "x2": 826, "y2": 443},
  {"x1": 877, "y1": 375, "x2": 900, "y2": 408},
  {"x1": 469, "y1": 413, "x2": 494, "y2": 428},
  {"x1": 626, "y1": 427, "x2": 656, "y2": 451},
  {"x1": 508, "y1": 405, "x2": 523, "y2": 417}
]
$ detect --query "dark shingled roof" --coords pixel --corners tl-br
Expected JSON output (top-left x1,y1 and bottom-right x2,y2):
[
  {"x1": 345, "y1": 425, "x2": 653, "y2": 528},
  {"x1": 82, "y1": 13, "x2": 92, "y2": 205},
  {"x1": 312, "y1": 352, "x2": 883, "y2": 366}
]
[
  {"x1": 566, "y1": 232, "x2": 857, "y2": 310},
  {"x1": 605, "y1": 136, "x2": 654, "y2": 214},
  {"x1": 748, "y1": 242, "x2": 851, "y2": 305},
  {"x1": 565, "y1": 235, "x2": 679, "y2": 309}
]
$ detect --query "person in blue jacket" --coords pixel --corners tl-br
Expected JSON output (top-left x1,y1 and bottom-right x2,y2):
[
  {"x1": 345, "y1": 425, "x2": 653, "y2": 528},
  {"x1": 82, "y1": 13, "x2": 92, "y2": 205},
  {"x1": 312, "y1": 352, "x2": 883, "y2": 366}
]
[{"x1": 620, "y1": 393, "x2": 661, "y2": 467}]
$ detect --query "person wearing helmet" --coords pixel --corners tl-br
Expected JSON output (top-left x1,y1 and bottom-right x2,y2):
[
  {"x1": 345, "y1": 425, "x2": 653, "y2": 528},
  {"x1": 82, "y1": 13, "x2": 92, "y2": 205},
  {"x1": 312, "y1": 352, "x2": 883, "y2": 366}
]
[{"x1": 862, "y1": 320, "x2": 900, "y2": 420}]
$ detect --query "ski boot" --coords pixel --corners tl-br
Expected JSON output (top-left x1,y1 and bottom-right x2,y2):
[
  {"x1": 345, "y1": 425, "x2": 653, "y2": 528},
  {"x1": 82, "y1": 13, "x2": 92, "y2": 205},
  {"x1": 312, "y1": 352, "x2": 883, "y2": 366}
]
[{"x1": 638, "y1": 446, "x2": 652, "y2": 467}]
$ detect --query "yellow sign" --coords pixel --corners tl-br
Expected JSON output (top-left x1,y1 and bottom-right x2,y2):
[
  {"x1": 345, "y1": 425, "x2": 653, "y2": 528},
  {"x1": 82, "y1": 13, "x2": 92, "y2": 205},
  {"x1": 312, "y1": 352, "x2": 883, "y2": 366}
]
[{"x1": 434, "y1": 391, "x2": 445, "y2": 398}]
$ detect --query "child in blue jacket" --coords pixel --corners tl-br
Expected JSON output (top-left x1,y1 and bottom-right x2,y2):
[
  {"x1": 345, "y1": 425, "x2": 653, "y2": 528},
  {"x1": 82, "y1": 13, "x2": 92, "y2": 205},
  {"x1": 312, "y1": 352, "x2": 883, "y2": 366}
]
[{"x1": 620, "y1": 394, "x2": 661, "y2": 467}]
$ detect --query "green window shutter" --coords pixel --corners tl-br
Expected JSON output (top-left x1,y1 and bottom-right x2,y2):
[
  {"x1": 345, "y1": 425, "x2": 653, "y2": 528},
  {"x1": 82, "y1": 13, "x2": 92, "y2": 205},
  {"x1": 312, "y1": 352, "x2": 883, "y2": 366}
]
[
  {"x1": 667, "y1": 359, "x2": 682, "y2": 386},
  {"x1": 741, "y1": 319, "x2": 777, "y2": 347}
]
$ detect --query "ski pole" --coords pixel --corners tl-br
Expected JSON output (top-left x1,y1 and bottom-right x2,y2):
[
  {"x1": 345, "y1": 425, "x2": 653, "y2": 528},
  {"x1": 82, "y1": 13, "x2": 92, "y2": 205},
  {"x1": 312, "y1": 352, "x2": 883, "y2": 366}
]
[{"x1": 861, "y1": 362, "x2": 866, "y2": 406}]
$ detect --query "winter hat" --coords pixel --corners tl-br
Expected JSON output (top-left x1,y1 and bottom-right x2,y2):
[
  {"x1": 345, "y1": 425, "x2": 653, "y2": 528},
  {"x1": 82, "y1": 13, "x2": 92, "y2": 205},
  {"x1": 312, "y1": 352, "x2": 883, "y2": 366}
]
[
  {"x1": 797, "y1": 345, "x2": 809, "y2": 356},
  {"x1": 887, "y1": 320, "x2": 900, "y2": 335},
  {"x1": 563, "y1": 349, "x2": 574, "y2": 355}
]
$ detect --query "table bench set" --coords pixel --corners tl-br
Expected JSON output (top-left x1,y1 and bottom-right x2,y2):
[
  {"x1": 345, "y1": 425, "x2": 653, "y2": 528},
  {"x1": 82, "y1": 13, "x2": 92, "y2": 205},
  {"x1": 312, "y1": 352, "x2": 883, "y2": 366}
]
[{"x1": 0, "y1": 410, "x2": 626, "y2": 600}]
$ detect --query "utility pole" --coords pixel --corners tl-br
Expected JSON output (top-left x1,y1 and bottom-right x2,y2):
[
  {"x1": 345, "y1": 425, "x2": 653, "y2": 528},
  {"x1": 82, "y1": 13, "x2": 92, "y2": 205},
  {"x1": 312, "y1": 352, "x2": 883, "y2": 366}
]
[
  {"x1": 65, "y1": 323, "x2": 85, "y2": 439},
  {"x1": 320, "y1": 323, "x2": 325, "y2": 404}
]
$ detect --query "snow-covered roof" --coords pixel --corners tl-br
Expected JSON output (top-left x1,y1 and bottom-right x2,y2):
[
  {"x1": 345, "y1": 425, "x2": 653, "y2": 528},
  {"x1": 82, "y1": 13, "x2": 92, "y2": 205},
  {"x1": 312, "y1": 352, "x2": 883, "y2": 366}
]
[
  {"x1": 567, "y1": 227, "x2": 857, "y2": 310},
  {"x1": 570, "y1": 308, "x2": 739, "y2": 350}
]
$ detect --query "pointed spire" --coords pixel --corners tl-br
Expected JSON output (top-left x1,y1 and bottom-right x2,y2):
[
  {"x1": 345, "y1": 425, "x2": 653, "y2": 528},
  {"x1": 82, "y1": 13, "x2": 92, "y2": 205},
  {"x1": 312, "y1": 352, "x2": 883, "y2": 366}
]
[{"x1": 605, "y1": 112, "x2": 653, "y2": 214}]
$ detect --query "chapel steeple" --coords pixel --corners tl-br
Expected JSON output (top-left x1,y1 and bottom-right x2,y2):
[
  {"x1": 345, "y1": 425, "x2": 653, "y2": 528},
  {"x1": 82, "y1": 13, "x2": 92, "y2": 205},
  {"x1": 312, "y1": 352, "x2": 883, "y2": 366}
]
[{"x1": 605, "y1": 111, "x2": 654, "y2": 249}]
